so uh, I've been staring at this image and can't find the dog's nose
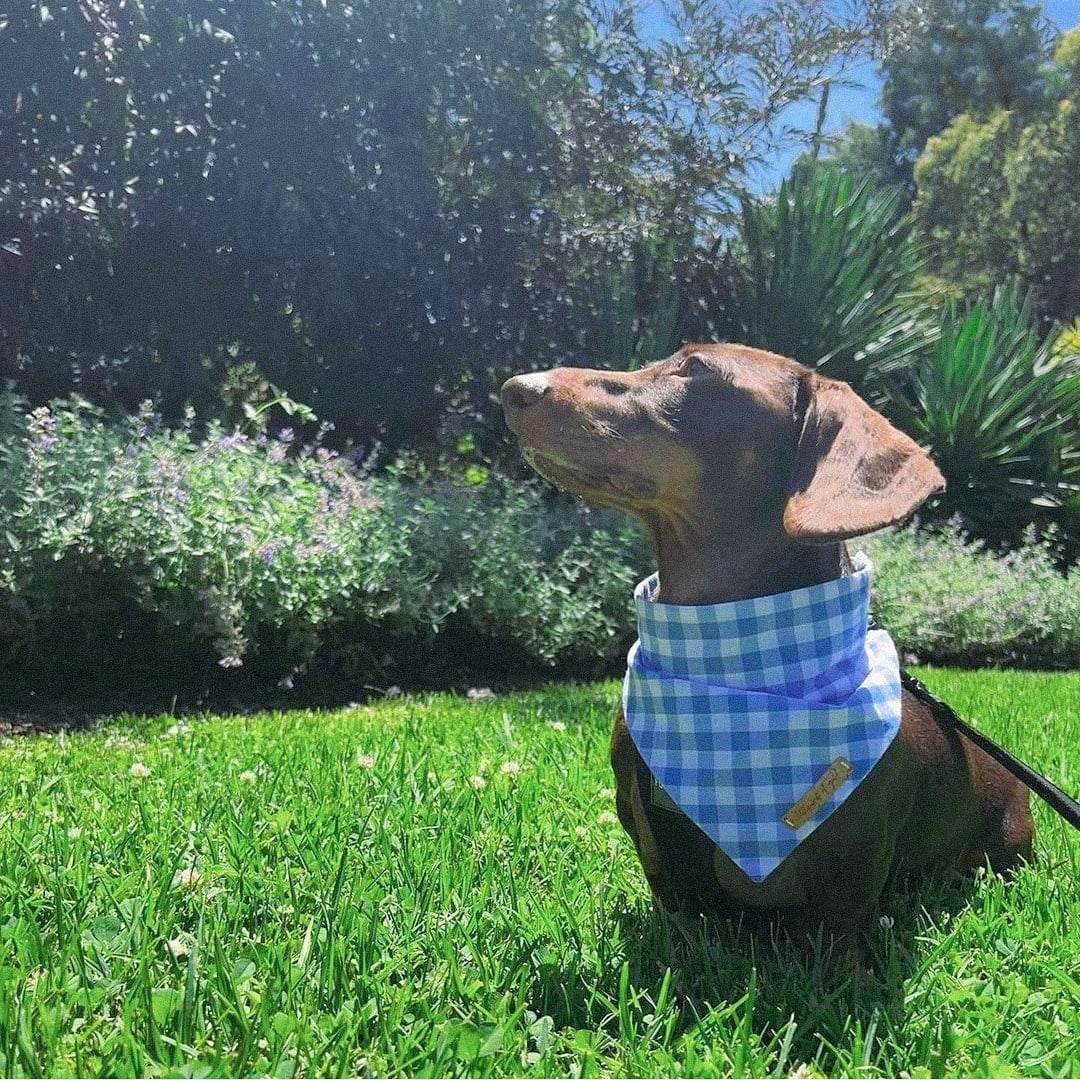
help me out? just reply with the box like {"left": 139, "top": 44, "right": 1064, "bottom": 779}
{"left": 501, "top": 374, "right": 550, "bottom": 431}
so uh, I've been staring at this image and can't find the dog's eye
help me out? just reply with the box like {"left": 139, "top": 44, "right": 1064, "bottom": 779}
{"left": 674, "top": 355, "right": 711, "bottom": 378}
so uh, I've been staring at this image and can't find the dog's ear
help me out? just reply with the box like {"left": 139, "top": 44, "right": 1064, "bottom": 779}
{"left": 783, "top": 371, "right": 944, "bottom": 543}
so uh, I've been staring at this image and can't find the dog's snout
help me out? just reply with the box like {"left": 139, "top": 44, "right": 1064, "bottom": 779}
{"left": 501, "top": 374, "right": 550, "bottom": 431}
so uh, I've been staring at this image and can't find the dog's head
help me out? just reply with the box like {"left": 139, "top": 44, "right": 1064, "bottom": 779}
{"left": 501, "top": 343, "right": 943, "bottom": 545}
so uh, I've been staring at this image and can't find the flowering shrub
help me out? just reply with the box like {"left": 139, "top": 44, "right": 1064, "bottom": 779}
{"left": 0, "top": 395, "right": 645, "bottom": 694}
{"left": 866, "top": 525, "right": 1080, "bottom": 668}
{"left": 0, "top": 394, "right": 1076, "bottom": 699}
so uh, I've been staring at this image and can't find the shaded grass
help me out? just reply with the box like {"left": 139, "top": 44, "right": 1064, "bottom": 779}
{"left": 0, "top": 669, "right": 1077, "bottom": 1077}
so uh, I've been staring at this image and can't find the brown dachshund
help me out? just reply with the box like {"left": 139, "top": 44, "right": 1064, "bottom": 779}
{"left": 502, "top": 343, "right": 1033, "bottom": 936}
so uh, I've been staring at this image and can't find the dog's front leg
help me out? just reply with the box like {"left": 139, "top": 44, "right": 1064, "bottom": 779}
{"left": 610, "top": 709, "right": 683, "bottom": 909}
{"left": 785, "top": 820, "right": 900, "bottom": 941}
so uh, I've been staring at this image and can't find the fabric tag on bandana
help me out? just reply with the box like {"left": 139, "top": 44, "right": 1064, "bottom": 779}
{"left": 623, "top": 553, "right": 901, "bottom": 883}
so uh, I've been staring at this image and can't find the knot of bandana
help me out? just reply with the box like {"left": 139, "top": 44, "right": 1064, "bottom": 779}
{"left": 622, "top": 553, "right": 902, "bottom": 883}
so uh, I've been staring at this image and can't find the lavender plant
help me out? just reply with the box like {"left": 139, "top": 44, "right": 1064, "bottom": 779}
{"left": 1, "top": 394, "right": 1077, "bottom": 699}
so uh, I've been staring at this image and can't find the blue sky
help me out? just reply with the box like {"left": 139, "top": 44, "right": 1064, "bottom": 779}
{"left": 638, "top": 0, "right": 1080, "bottom": 188}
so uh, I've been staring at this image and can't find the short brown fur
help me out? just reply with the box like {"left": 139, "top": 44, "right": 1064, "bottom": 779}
{"left": 502, "top": 344, "right": 1033, "bottom": 935}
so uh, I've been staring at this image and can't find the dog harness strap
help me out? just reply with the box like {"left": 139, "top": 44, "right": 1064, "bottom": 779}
{"left": 623, "top": 553, "right": 902, "bottom": 883}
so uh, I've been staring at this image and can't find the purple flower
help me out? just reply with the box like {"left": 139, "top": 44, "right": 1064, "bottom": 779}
{"left": 277, "top": 427, "right": 295, "bottom": 444}
{"left": 215, "top": 433, "right": 247, "bottom": 452}
{"left": 37, "top": 435, "right": 57, "bottom": 454}
{"left": 257, "top": 539, "right": 285, "bottom": 565}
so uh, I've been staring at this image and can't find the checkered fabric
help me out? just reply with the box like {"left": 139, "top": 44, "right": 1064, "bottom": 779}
{"left": 622, "top": 553, "right": 901, "bottom": 883}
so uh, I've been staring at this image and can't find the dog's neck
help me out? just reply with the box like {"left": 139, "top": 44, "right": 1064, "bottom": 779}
{"left": 646, "top": 517, "right": 847, "bottom": 606}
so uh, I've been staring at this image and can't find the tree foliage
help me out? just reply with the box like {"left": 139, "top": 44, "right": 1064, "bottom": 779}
{"left": 881, "top": 0, "right": 1051, "bottom": 158}
{"left": 825, "top": 0, "right": 1053, "bottom": 193}
{"left": 2, "top": 0, "right": 611, "bottom": 441}
{"left": 0, "top": 0, "right": 893, "bottom": 446}
{"left": 913, "top": 28, "right": 1080, "bottom": 324}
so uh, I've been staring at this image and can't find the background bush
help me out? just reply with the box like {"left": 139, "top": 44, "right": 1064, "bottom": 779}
{"left": 3, "top": 0, "right": 1079, "bottom": 556}
{"left": 726, "top": 164, "right": 927, "bottom": 393}
{"left": 0, "top": 0, "right": 889, "bottom": 448}
{"left": 1, "top": 395, "right": 1077, "bottom": 702}
{"left": 2, "top": 0, "right": 1080, "bottom": 703}
{"left": 0, "top": 394, "right": 644, "bottom": 696}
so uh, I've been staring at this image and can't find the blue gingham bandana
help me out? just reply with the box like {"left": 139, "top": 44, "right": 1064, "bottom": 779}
{"left": 622, "top": 553, "right": 901, "bottom": 883}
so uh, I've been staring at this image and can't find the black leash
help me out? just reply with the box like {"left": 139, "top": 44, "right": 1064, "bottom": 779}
{"left": 901, "top": 670, "right": 1080, "bottom": 832}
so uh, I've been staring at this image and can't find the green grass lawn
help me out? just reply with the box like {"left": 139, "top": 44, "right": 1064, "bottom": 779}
{"left": 1, "top": 669, "right": 1078, "bottom": 1078}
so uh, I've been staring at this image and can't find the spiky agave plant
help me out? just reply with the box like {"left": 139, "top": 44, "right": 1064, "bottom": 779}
{"left": 887, "top": 283, "right": 1080, "bottom": 546}
{"left": 733, "top": 164, "right": 930, "bottom": 392}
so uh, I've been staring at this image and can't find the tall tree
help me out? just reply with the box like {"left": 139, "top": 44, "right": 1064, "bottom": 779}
{"left": 826, "top": 0, "right": 1053, "bottom": 193}
{"left": 914, "top": 27, "right": 1080, "bottom": 323}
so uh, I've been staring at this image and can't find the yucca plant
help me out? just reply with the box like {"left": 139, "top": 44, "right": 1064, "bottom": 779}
{"left": 887, "top": 283, "right": 1080, "bottom": 547}
{"left": 732, "top": 164, "right": 931, "bottom": 392}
